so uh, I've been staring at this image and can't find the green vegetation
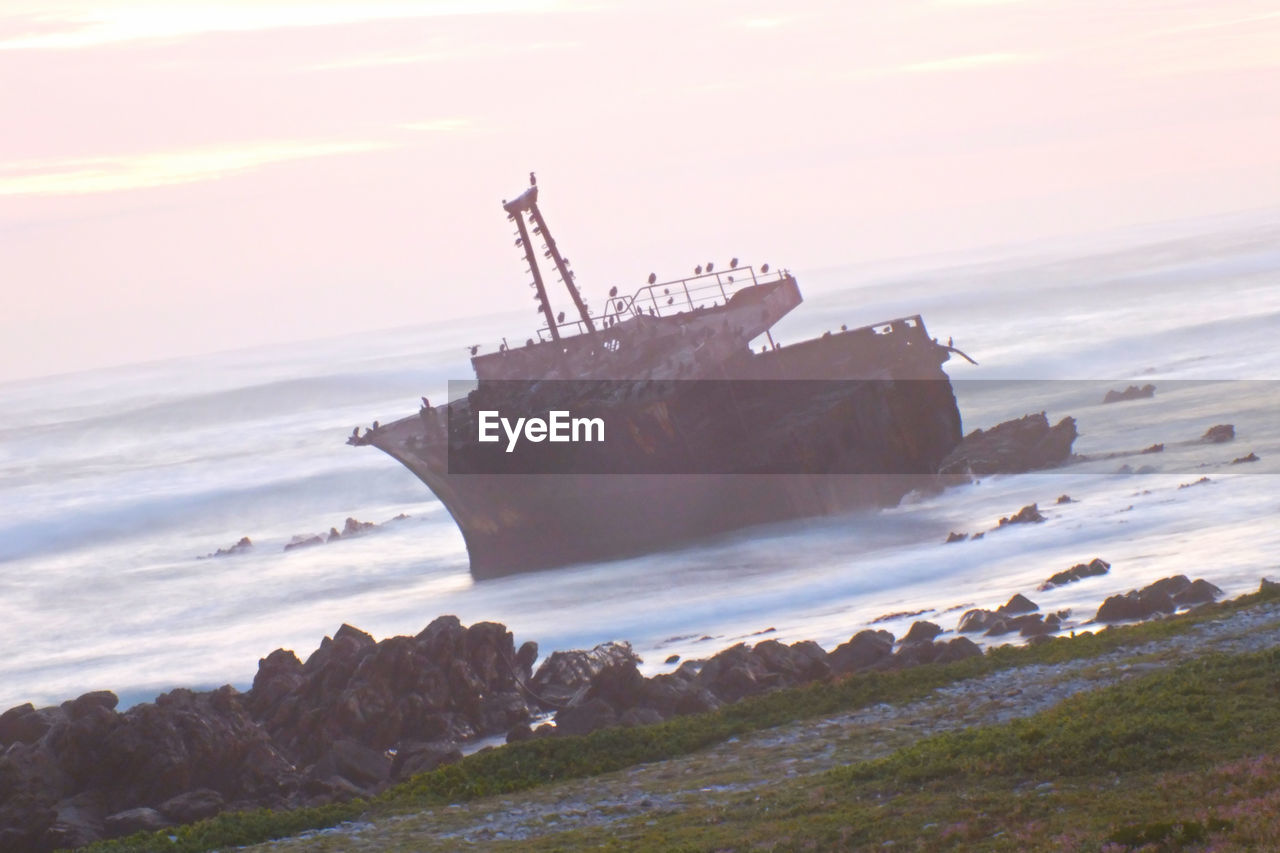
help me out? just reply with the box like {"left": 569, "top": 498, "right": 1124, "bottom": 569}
{"left": 80, "top": 582, "right": 1280, "bottom": 853}
{"left": 502, "top": 648, "right": 1280, "bottom": 851}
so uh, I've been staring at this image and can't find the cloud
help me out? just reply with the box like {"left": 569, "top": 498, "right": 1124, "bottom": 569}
{"left": 0, "top": 0, "right": 561, "bottom": 52}
{"left": 0, "top": 139, "right": 390, "bottom": 197}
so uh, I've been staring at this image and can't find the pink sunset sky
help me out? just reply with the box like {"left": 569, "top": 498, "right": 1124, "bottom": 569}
{"left": 1, "top": 0, "right": 1277, "bottom": 382}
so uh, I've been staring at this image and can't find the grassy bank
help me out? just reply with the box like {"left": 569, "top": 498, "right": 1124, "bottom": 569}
{"left": 508, "top": 647, "right": 1280, "bottom": 851}
{"left": 82, "top": 582, "right": 1280, "bottom": 853}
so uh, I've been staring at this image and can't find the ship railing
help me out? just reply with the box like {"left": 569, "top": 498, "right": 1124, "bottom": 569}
{"left": 535, "top": 265, "right": 786, "bottom": 341}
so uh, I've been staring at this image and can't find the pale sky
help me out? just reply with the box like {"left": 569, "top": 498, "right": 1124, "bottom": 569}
{"left": 2, "top": 0, "right": 1278, "bottom": 381}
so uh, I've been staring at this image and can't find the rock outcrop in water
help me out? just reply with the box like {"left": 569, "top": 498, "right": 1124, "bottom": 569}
{"left": 1102, "top": 384, "right": 1155, "bottom": 404}
{"left": 937, "top": 412, "right": 1077, "bottom": 478}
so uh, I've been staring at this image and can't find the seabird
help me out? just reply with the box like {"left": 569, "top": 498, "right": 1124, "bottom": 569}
{"left": 694, "top": 265, "right": 702, "bottom": 275}
{"left": 529, "top": 171, "right": 536, "bottom": 186}
{"left": 730, "top": 257, "right": 738, "bottom": 268}
{"left": 469, "top": 345, "right": 480, "bottom": 355}
{"left": 557, "top": 311, "right": 566, "bottom": 323}
{"left": 609, "top": 286, "right": 618, "bottom": 297}
{"left": 647, "top": 273, "right": 657, "bottom": 284}
{"left": 706, "top": 262, "right": 714, "bottom": 273}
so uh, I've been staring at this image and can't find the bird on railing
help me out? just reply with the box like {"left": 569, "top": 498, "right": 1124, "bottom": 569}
{"left": 609, "top": 286, "right": 618, "bottom": 297}
{"left": 730, "top": 257, "right": 738, "bottom": 268}
{"left": 694, "top": 265, "right": 702, "bottom": 275}
{"left": 706, "top": 262, "right": 714, "bottom": 273}
{"left": 529, "top": 171, "right": 537, "bottom": 186}
{"left": 469, "top": 345, "right": 480, "bottom": 355}
{"left": 648, "top": 273, "right": 657, "bottom": 284}
{"left": 557, "top": 311, "right": 566, "bottom": 323}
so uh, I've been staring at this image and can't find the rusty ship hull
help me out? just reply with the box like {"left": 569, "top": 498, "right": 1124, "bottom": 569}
{"left": 367, "top": 312, "right": 962, "bottom": 578}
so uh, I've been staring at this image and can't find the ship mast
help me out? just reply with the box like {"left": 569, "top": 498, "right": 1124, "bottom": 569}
{"left": 503, "top": 174, "right": 595, "bottom": 340}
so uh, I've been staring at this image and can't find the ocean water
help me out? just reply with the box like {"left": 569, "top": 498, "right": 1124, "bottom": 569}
{"left": 2, "top": 216, "right": 1278, "bottom": 712}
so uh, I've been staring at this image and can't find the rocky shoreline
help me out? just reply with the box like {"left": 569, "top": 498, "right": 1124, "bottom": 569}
{"left": 0, "top": 565, "right": 1234, "bottom": 852}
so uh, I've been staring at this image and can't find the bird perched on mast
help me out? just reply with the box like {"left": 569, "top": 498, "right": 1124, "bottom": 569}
{"left": 529, "top": 171, "right": 537, "bottom": 186}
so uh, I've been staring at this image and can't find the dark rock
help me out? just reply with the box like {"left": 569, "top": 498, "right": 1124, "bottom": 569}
{"left": 664, "top": 654, "right": 680, "bottom": 665}
{"left": 1145, "top": 575, "right": 1192, "bottom": 599}
{"left": 902, "top": 621, "right": 943, "bottom": 643}
{"left": 505, "top": 724, "right": 534, "bottom": 744}
{"left": 935, "top": 637, "right": 982, "bottom": 663}
{"left": 871, "top": 608, "right": 930, "bottom": 624}
{"left": 515, "top": 641, "right": 539, "bottom": 680}
{"left": 554, "top": 697, "right": 618, "bottom": 737}
{"left": 984, "top": 618, "right": 1015, "bottom": 637}
{"left": 1102, "top": 384, "right": 1155, "bottom": 404}
{"left": 103, "top": 807, "right": 170, "bottom": 839}
{"left": 998, "top": 594, "right": 1039, "bottom": 615}
{"left": 938, "top": 413, "right": 1078, "bottom": 477}
{"left": 389, "top": 741, "right": 461, "bottom": 781}
{"left": 1231, "top": 452, "right": 1259, "bottom": 464}
{"left": 1017, "top": 613, "right": 1061, "bottom": 638}
{"left": 0, "top": 703, "right": 53, "bottom": 746}
{"left": 311, "top": 738, "right": 390, "bottom": 788}
{"left": 202, "top": 536, "right": 253, "bottom": 558}
{"left": 1179, "top": 476, "right": 1211, "bottom": 489}
{"left": 327, "top": 527, "right": 341, "bottom": 542}
{"left": 619, "top": 707, "right": 665, "bottom": 727}
{"left": 890, "top": 641, "right": 939, "bottom": 668}
{"left": 1173, "top": 579, "right": 1222, "bottom": 606}
{"left": 342, "top": 517, "right": 376, "bottom": 537}
{"left": 1095, "top": 581, "right": 1178, "bottom": 623}
{"left": 1056, "top": 494, "right": 1073, "bottom": 504}
{"left": 1261, "top": 578, "right": 1280, "bottom": 595}
{"left": 945, "top": 531, "right": 967, "bottom": 543}
{"left": 1039, "top": 558, "right": 1110, "bottom": 590}
{"left": 957, "top": 608, "right": 998, "bottom": 633}
{"left": 158, "top": 788, "right": 224, "bottom": 824}
{"left": 530, "top": 641, "right": 639, "bottom": 708}
{"left": 283, "top": 534, "right": 324, "bottom": 551}
{"left": 828, "top": 630, "right": 894, "bottom": 674}
{"left": 65, "top": 691, "right": 118, "bottom": 720}
{"left": 1142, "top": 443, "right": 1164, "bottom": 454}
{"left": 40, "top": 792, "right": 105, "bottom": 852}
{"left": 997, "top": 504, "right": 1045, "bottom": 527}
{"left": 584, "top": 661, "right": 647, "bottom": 711}
{"left": 788, "top": 640, "right": 833, "bottom": 681}
{"left": 1200, "top": 424, "right": 1234, "bottom": 443}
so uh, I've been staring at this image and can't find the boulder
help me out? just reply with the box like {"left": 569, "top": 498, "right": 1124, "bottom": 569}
{"left": 957, "top": 609, "right": 999, "bottom": 633}
{"left": 997, "top": 504, "right": 1045, "bottom": 527}
{"left": 828, "top": 630, "right": 894, "bottom": 674}
{"left": 1200, "top": 424, "right": 1234, "bottom": 443}
{"left": 158, "top": 788, "right": 224, "bottom": 824}
{"left": 1231, "top": 452, "right": 1259, "bottom": 464}
{"left": 1039, "top": 558, "right": 1110, "bottom": 590}
{"left": 1173, "top": 579, "right": 1223, "bottom": 606}
{"left": 530, "top": 642, "right": 639, "bottom": 708}
{"left": 103, "top": 807, "right": 170, "bottom": 839}
{"left": 945, "top": 531, "right": 967, "bottom": 543}
{"left": 554, "top": 698, "right": 618, "bottom": 737}
{"left": 997, "top": 594, "right": 1039, "bottom": 615}
{"left": 389, "top": 741, "right": 461, "bottom": 781}
{"left": 901, "top": 621, "right": 943, "bottom": 644}
{"left": 938, "top": 413, "right": 1077, "bottom": 477}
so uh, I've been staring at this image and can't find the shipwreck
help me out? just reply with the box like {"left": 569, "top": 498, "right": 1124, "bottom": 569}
{"left": 352, "top": 176, "right": 972, "bottom": 577}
